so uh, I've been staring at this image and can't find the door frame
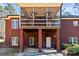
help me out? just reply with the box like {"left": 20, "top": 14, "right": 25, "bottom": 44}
{"left": 46, "top": 37, "right": 51, "bottom": 48}
{"left": 29, "top": 37, "right": 35, "bottom": 47}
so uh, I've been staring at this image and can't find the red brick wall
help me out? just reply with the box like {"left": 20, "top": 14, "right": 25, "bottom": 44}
{"left": 42, "top": 29, "right": 56, "bottom": 48}
{"left": 5, "top": 16, "right": 58, "bottom": 49}
{"left": 23, "top": 29, "right": 38, "bottom": 48}
{"left": 5, "top": 19, "right": 11, "bottom": 47}
{"left": 23, "top": 29, "right": 56, "bottom": 48}
{"left": 5, "top": 18, "right": 20, "bottom": 47}
{"left": 61, "top": 20, "right": 79, "bottom": 44}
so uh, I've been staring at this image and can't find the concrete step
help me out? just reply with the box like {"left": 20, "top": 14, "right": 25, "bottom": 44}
{"left": 24, "top": 48, "right": 57, "bottom": 53}
{"left": 16, "top": 48, "right": 64, "bottom": 56}
{"left": 42, "top": 49, "right": 57, "bottom": 53}
{"left": 24, "top": 48, "right": 39, "bottom": 53}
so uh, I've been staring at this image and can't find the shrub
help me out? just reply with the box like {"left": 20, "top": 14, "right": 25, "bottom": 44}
{"left": 67, "top": 44, "right": 79, "bottom": 55}
{"left": 0, "top": 37, "right": 3, "bottom": 39}
{"left": 61, "top": 43, "right": 73, "bottom": 49}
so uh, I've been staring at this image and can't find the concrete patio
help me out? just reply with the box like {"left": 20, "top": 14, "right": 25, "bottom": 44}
{"left": 16, "top": 48, "right": 64, "bottom": 56}
{"left": 0, "top": 47, "right": 19, "bottom": 56}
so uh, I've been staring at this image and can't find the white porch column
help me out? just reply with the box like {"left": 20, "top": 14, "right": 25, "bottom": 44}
{"left": 32, "top": 8, "right": 35, "bottom": 26}
{"left": 46, "top": 7, "right": 48, "bottom": 26}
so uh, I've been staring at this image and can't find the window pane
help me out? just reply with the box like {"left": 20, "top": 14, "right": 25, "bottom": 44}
{"left": 74, "top": 37, "right": 78, "bottom": 44}
{"left": 69, "top": 37, "right": 78, "bottom": 44}
{"left": 12, "top": 20, "right": 18, "bottom": 29}
{"left": 68, "top": 37, "right": 72, "bottom": 44}
{"left": 12, "top": 37, "right": 18, "bottom": 46}
{"left": 73, "top": 21, "right": 78, "bottom": 26}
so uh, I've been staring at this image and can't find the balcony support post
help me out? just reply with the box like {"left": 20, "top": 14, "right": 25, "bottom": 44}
{"left": 56, "top": 29, "right": 60, "bottom": 52}
{"left": 32, "top": 8, "right": 34, "bottom": 26}
{"left": 46, "top": 8, "right": 48, "bottom": 26}
{"left": 38, "top": 29, "right": 42, "bottom": 52}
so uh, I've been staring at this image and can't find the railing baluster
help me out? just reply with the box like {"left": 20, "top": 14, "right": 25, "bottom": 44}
{"left": 21, "top": 19, "right": 60, "bottom": 28}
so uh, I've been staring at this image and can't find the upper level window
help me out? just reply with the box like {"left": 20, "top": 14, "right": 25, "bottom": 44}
{"left": 73, "top": 21, "right": 78, "bottom": 27}
{"left": 68, "top": 37, "right": 78, "bottom": 44}
{"left": 12, "top": 20, "right": 19, "bottom": 29}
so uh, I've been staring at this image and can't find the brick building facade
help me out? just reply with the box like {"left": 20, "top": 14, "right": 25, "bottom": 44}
{"left": 6, "top": 3, "right": 79, "bottom": 52}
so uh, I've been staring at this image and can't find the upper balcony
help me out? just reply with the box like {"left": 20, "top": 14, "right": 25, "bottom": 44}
{"left": 18, "top": 3, "right": 61, "bottom": 29}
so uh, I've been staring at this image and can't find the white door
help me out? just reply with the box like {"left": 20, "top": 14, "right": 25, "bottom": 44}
{"left": 46, "top": 37, "right": 51, "bottom": 48}
{"left": 29, "top": 37, "right": 34, "bottom": 47}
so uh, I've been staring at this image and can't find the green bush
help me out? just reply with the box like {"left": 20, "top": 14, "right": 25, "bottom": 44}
{"left": 61, "top": 43, "right": 73, "bottom": 49}
{"left": 67, "top": 44, "right": 79, "bottom": 55}
{"left": 0, "top": 37, "right": 3, "bottom": 39}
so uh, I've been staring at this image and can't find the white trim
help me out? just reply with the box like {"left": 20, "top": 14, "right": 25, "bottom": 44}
{"left": 29, "top": 37, "right": 34, "bottom": 46}
{"left": 46, "top": 37, "right": 51, "bottom": 48}
{"left": 72, "top": 37, "right": 74, "bottom": 44}
{"left": 73, "top": 21, "right": 78, "bottom": 27}
{"left": 75, "top": 37, "right": 78, "bottom": 44}
{"left": 12, "top": 37, "right": 18, "bottom": 46}
{"left": 69, "top": 37, "right": 78, "bottom": 44}
{"left": 62, "top": 18, "right": 79, "bottom": 19}
{"left": 11, "top": 19, "right": 19, "bottom": 29}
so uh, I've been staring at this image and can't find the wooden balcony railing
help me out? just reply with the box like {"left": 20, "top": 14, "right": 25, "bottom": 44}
{"left": 20, "top": 19, "right": 60, "bottom": 29}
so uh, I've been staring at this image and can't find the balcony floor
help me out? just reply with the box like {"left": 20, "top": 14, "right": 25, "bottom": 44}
{"left": 21, "top": 26, "right": 60, "bottom": 29}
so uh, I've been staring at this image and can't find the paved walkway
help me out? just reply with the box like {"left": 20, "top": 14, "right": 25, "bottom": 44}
{"left": 0, "top": 42, "right": 19, "bottom": 56}
{"left": 16, "top": 48, "right": 64, "bottom": 56}
{"left": 0, "top": 48, "right": 19, "bottom": 56}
